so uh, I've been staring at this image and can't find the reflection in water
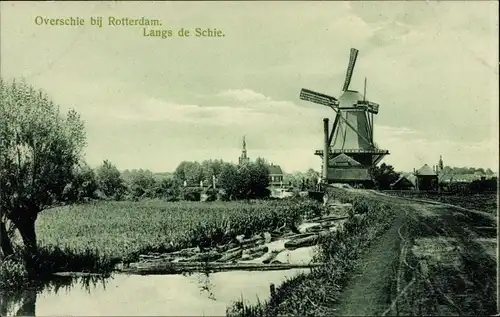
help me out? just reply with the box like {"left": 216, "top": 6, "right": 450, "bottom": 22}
{"left": 0, "top": 288, "right": 36, "bottom": 316}
{"left": 1, "top": 269, "right": 307, "bottom": 316}
{"left": 0, "top": 274, "right": 110, "bottom": 317}
{"left": 182, "top": 267, "right": 217, "bottom": 301}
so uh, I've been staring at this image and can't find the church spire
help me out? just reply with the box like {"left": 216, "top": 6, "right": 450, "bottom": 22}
{"left": 239, "top": 135, "right": 250, "bottom": 165}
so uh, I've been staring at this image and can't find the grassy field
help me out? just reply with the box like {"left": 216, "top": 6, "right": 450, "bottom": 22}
{"left": 30, "top": 198, "right": 320, "bottom": 274}
{"left": 392, "top": 203, "right": 496, "bottom": 316}
{"left": 385, "top": 191, "right": 497, "bottom": 214}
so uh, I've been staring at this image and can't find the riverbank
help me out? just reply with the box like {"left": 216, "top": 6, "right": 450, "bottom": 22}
{"left": 226, "top": 188, "right": 397, "bottom": 316}
{"left": 0, "top": 198, "right": 322, "bottom": 289}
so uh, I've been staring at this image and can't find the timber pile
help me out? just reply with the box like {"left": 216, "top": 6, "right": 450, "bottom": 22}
{"left": 115, "top": 201, "right": 351, "bottom": 275}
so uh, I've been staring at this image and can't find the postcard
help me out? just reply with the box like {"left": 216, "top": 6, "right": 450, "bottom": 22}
{"left": 0, "top": 1, "right": 498, "bottom": 316}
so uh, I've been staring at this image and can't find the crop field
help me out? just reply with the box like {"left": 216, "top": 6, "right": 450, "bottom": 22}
{"left": 385, "top": 191, "right": 497, "bottom": 214}
{"left": 34, "top": 199, "right": 319, "bottom": 272}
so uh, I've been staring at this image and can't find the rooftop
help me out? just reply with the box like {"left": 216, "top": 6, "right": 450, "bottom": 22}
{"left": 415, "top": 164, "right": 437, "bottom": 176}
{"left": 268, "top": 164, "right": 283, "bottom": 175}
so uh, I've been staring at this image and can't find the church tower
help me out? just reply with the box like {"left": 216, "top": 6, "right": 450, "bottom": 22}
{"left": 238, "top": 136, "right": 250, "bottom": 165}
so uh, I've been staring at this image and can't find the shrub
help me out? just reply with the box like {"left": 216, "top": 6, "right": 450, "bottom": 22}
{"left": 181, "top": 187, "right": 203, "bottom": 201}
{"left": 202, "top": 188, "right": 218, "bottom": 202}
{"left": 0, "top": 257, "right": 29, "bottom": 289}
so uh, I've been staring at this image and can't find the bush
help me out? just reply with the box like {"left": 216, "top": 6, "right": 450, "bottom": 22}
{"left": 0, "top": 257, "right": 29, "bottom": 289}
{"left": 202, "top": 188, "right": 218, "bottom": 202}
{"left": 180, "top": 187, "right": 203, "bottom": 201}
{"left": 352, "top": 197, "right": 370, "bottom": 214}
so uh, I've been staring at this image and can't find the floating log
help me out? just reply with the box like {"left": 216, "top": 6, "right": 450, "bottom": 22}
{"left": 139, "top": 254, "right": 176, "bottom": 262}
{"left": 53, "top": 272, "right": 107, "bottom": 277}
{"left": 285, "top": 232, "right": 317, "bottom": 240}
{"left": 217, "top": 249, "right": 243, "bottom": 262}
{"left": 169, "top": 247, "right": 201, "bottom": 257}
{"left": 262, "top": 250, "right": 284, "bottom": 264}
{"left": 304, "top": 225, "right": 323, "bottom": 233}
{"left": 242, "top": 245, "right": 268, "bottom": 255}
{"left": 240, "top": 236, "right": 264, "bottom": 246}
{"left": 285, "top": 235, "right": 319, "bottom": 250}
{"left": 186, "top": 251, "right": 222, "bottom": 262}
{"left": 117, "top": 261, "right": 324, "bottom": 275}
{"left": 310, "top": 215, "right": 349, "bottom": 222}
{"left": 216, "top": 242, "right": 239, "bottom": 252}
{"left": 241, "top": 250, "right": 268, "bottom": 261}
{"left": 270, "top": 231, "right": 282, "bottom": 238}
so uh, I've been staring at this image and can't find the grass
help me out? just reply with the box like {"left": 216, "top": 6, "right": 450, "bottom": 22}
{"left": 226, "top": 188, "right": 397, "bottom": 316}
{"left": 393, "top": 205, "right": 497, "bottom": 316}
{"left": 386, "top": 191, "right": 498, "bottom": 214}
{"left": 1, "top": 198, "right": 321, "bottom": 289}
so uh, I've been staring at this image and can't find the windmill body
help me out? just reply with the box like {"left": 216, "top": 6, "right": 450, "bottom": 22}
{"left": 299, "top": 48, "right": 389, "bottom": 187}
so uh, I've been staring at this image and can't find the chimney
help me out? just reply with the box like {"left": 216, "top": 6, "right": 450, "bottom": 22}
{"left": 323, "top": 118, "right": 329, "bottom": 183}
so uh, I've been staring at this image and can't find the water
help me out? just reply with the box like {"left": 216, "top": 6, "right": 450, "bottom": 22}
{"left": 1, "top": 269, "right": 309, "bottom": 316}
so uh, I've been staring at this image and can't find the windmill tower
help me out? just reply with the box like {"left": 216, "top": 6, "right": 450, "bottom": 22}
{"left": 299, "top": 48, "right": 389, "bottom": 187}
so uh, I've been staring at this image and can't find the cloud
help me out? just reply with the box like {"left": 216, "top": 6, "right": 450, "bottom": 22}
{"left": 217, "top": 89, "right": 269, "bottom": 103}
{"left": 1, "top": 1, "right": 497, "bottom": 173}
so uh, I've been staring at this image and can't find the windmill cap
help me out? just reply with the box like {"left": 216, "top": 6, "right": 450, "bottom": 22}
{"left": 339, "top": 90, "right": 364, "bottom": 106}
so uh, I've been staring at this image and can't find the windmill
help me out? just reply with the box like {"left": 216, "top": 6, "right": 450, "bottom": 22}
{"left": 299, "top": 48, "right": 389, "bottom": 187}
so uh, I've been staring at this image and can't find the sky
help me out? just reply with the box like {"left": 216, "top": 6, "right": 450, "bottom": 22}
{"left": 1, "top": 1, "right": 498, "bottom": 173}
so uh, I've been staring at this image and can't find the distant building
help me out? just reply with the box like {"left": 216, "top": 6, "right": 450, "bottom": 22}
{"left": 414, "top": 164, "right": 438, "bottom": 191}
{"left": 390, "top": 173, "right": 416, "bottom": 190}
{"left": 238, "top": 136, "right": 250, "bottom": 165}
{"left": 268, "top": 163, "right": 284, "bottom": 187}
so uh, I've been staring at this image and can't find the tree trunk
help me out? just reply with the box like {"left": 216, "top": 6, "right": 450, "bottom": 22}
{"left": 0, "top": 220, "right": 14, "bottom": 258}
{"left": 10, "top": 210, "right": 38, "bottom": 272}
{"left": 13, "top": 214, "right": 38, "bottom": 272}
{"left": 16, "top": 217, "right": 37, "bottom": 255}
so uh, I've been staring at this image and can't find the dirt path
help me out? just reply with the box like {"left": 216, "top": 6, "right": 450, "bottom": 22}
{"left": 333, "top": 206, "right": 406, "bottom": 315}
{"left": 331, "top": 191, "right": 497, "bottom": 316}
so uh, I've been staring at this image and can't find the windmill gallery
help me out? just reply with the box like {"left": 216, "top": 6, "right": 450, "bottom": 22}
{"left": 300, "top": 48, "right": 390, "bottom": 188}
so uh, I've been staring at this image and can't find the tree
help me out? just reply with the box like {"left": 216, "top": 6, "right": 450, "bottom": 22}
{"left": 217, "top": 161, "right": 270, "bottom": 200}
{"left": 62, "top": 162, "right": 99, "bottom": 203}
{"left": 201, "top": 159, "right": 224, "bottom": 183}
{"left": 174, "top": 161, "right": 203, "bottom": 185}
{"left": 128, "top": 169, "right": 156, "bottom": 199}
{"left": 95, "top": 160, "right": 125, "bottom": 199}
{"left": 306, "top": 168, "right": 320, "bottom": 188}
{"left": 155, "top": 177, "right": 180, "bottom": 201}
{"left": 369, "top": 163, "right": 400, "bottom": 190}
{"left": 0, "top": 79, "right": 86, "bottom": 257}
{"left": 250, "top": 158, "right": 271, "bottom": 198}
{"left": 218, "top": 163, "right": 240, "bottom": 199}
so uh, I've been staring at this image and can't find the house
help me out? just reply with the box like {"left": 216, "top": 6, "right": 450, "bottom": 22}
{"left": 390, "top": 173, "right": 416, "bottom": 190}
{"left": 414, "top": 164, "right": 438, "bottom": 191}
{"left": 268, "top": 163, "right": 284, "bottom": 187}
{"left": 326, "top": 153, "right": 373, "bottom": 188}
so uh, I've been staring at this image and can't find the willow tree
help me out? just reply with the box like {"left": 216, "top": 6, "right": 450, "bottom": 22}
{"left": 0, "top": 78, "right": 86, "bottom": 257}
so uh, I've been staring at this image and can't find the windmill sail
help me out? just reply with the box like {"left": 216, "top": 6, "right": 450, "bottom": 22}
{"left": 300, "top": 88, "right": 338, "bottom": 107}
{"left": 342, "top": 48, "right": 359, "bottom": 92}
